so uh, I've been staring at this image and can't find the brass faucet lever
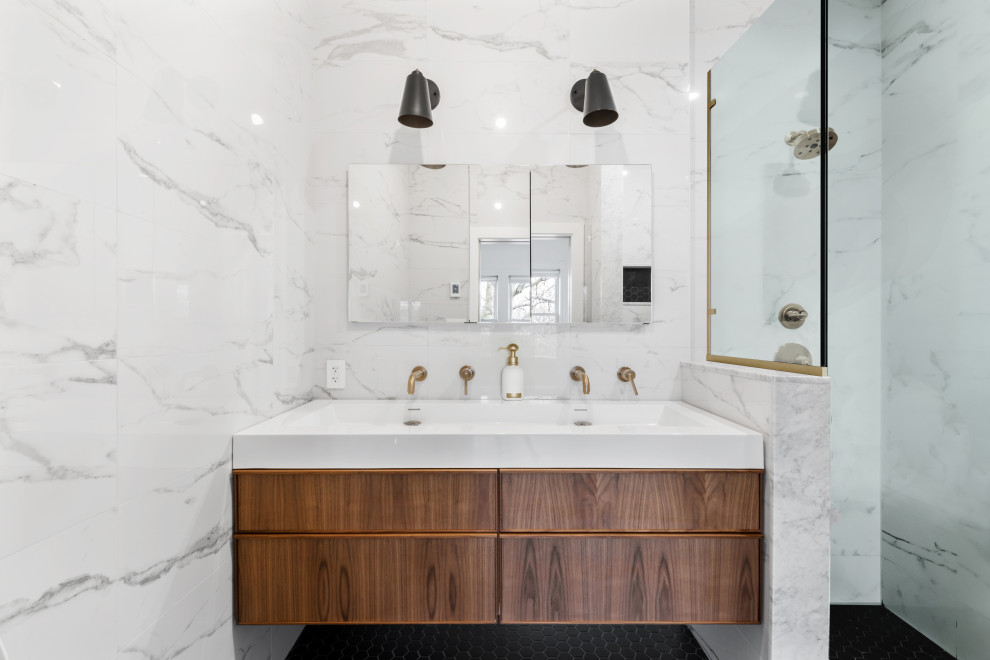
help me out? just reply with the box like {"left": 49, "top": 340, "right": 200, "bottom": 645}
{"left": 617, "top": 366, "right": 638, "bottom": 395}
{"left": 459, "top": 365, "right": 475, "bottom": 395}
{"left": 407, "top": 366, "right": 427, "bottom": 394}
{"left": 570, "top": 366, "right": 590, "bottom": 395}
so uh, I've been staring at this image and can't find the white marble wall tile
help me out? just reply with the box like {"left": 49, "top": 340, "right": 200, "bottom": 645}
{"left": 881, "top": 0, "right": 990, "bottom": 653}
{"left": 419, "top": 60, "right": 572, "bottom": 135}
{"left": 0, "top": 0, "right": 117, "bottom": 208}
{"left": 831, "top": 555, "right": 881, "bottom": 604}
{"left": 116, "top": 350, "right": 271, "bottom": 503}
{"left": 313, "top": 0, "right": 426, "bottom": 61}
{"left": 116, "top": 460, "right": 233, "bottom": 646}
{"left": 427, "top": 0, "right": 568, "bottom": 63}
{"left": 826, "top": 0, "right": 882, "bottom": 604}
{"left": 117, "top": 213, "right": 274, "bottom": 359}
{"left": 569, "top": 331, "right": 686, "bottom": 401}
{"left": 569, "top": 0, "right": 689, "bottom": 64}
{"left": 0, "top": 512, "right": 117, "bottom": 660}
{"left": 118, "top": 562, "right": 235, "bottom": 660}
{"left": 0, "top": 360, "right": 116, "bottom": 560}
{"left": 0, "top": 176, "right": 117, "bottom": 365}
{"left": 29, "top": 0, "right": 118, "bottom": 59}
{"left": 1, "top": 1, "right": 314, "bottom": 659}
{"left": 115, "top": 69, "right": 277, "bottom": 259}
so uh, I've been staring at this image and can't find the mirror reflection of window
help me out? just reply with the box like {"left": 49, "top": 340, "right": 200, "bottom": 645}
{"left": 509, "top": 277, "right": 532, "bottom": 322}
{"left": 530, "top": 272, "right": 560, "bottom": 323}
{"left": 479, "top": 240, "right": 531, "bottom": 323}
{"left": 531, "top": 236, "right": 570, "bottom": 323}
{"left": 479, "top": 277, "right": 497, "bottom": 322}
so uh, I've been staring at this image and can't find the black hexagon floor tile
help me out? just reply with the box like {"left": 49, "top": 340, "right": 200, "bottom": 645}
{"left": 830, "top": 605, "right": 954, "bottom": 660}
{"left": 285, "top": 606, "right": 955, "bottom": 660}
{"left": 285, "top": 624, "right": 708, "bottom": 660}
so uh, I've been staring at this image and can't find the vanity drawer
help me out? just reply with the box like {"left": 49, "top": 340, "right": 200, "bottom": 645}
{"left": 500, "top": 534, "right": 760, "bottom": 624}
{"left": 500, "top": 470, "right": 761, "bottom": 533}
{"left": 236, "top": 535, "right": 497, "bottom": 624}
{"left": 234, "top": 470, "right": 497, "bottom": 533}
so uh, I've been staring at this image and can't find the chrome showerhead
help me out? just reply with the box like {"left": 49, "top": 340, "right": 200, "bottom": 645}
{"left": 785, "top": 127, "right": 838, "bottom": 160}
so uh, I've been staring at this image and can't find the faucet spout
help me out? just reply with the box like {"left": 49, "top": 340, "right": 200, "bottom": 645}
{"left": 570, "top": 366, "right": 590, "bottom": 395}
{"left": 408, "top": 366, "right": 427, "bottom": 394}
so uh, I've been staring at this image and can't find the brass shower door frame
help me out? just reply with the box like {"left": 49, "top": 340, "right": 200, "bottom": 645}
{"left": 705, "top": 69, "right": 827, "bottom": 377}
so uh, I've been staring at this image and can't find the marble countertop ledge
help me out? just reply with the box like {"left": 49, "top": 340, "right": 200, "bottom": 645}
{"left": 682, "top": 360, "right": 831, "bottom": 384}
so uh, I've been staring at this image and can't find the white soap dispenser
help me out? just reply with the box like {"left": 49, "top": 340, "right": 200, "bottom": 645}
{"left": 499, "top": 343, "right": 524, "bottom": 400}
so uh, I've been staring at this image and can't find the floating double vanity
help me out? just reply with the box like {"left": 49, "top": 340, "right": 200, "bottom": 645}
{"left": 231, "top": 362, "right": 831, "bottom": 660}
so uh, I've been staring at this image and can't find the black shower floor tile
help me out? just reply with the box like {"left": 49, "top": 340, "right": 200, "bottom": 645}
{"left": 829, "top": 605, "right": 954, "bottom": 660}
{"left": 286, "top": 604, "right": 955, "bottom": 660}
{"left": 285, "top": 623, "right": 709, "bottom": 660}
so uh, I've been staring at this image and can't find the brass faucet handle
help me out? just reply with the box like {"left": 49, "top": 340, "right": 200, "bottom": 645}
{"left": 459, "top": 365, "right": 475, "bottom": 395}
{"left": 570, "top": 366, "right": 590, "bottom": 395}
{"left": 617, "top": 367, "right": 638, "bottom": 395}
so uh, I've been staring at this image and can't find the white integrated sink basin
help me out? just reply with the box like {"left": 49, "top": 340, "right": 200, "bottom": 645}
{"left": 233, "top": 400, "right": 763, "bottom": 469}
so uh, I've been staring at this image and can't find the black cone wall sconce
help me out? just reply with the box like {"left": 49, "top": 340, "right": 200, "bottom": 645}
{"left": 570, "top": 69, "right": 619, "bottom": 127}
{"left": 398, "top": 70, "right": 440, "bottom": 128}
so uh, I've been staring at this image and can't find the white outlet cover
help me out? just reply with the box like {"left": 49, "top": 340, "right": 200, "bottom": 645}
{"left": 326, "top": 360, "right": 345, "bottom": 389}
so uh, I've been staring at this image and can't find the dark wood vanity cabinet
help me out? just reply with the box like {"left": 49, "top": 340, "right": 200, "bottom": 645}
{"left": 233, "top": 468, "right": 762, "bottom": 625}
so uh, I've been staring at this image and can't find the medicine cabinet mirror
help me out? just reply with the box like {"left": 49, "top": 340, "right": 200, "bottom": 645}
{"left": 348, "top": 164, "right": 653, "bottom": 325}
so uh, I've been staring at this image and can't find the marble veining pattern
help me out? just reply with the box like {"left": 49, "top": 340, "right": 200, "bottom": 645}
{"left": 881, "top": 0, "right": 990, "bottom": 656}
{"left": 827, "top": 0, "right": 883, "bottom": 605}
{"left": 682, "top": 362, "right": 830, "bottom": 660}
{"left": 0, "top": 0, "right": 317, "bottom": 659}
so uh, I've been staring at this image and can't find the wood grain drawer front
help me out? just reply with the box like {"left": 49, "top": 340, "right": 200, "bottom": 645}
{"left": 500, "top": 470, "right": 761, "bottom": 532}
{"left": 234, "top": 470, "right": 497, "bottom": 533}
{"left": 500, "top": 535, "right": 760, "bottom": 624}
{"left": 236, "top": 535, "right": 497, "bottom": 624}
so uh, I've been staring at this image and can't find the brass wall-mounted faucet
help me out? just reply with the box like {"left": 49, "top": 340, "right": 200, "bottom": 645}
{"left": 617, "top": 366, "right": 638, "bottom": 395}
{"left": 459, "top": 365, "right": 475, "bottom": 395}
{"left": 407, "top": 366, "right": 427, "bottom": 394}
{"left": 570, "top": 366, "right": 590, "bottom": 395}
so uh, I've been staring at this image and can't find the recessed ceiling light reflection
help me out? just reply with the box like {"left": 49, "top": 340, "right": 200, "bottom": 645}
{"left": 51, "top": 80, "right": 62, "bottom": 89}
{"left": 494, "top": 202, "right": 503, "bottom": 210}
{"left": 352, "top": 201, "right": 360, "bottom": 208}
{"left": 495, "top": 117, "right": 507, "bottom": 129}
{"left": 251, "top": 114, "right": 264, "bottom": 126}
{"left": 687, "top": 91, "right": 700, "bottom": 101}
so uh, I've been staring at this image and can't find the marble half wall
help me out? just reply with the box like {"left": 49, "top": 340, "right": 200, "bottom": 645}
{"left": 682, "top": 361, "right": 830, "bottom": 660}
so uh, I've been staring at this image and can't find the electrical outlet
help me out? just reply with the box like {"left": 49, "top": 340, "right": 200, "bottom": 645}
{"left": 326, "top": 360, "right": 345, "bottom": 389}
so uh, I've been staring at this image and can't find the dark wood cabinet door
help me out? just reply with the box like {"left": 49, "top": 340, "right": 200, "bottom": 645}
{"left": 500, "top": 470, "right": 761, "bottom": 532}
{"left": 236, "top": 535, "right": 497, "bottom": 624}
{"left": 234, "top": 469, "right": 497, "bottom": 533}
{"left": 500, "top": 535, "right": 760, "bottom": 624}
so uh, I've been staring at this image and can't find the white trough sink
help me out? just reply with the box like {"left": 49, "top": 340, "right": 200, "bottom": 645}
{"left": 233, "top": 400, "right": 763, "bottom": 470}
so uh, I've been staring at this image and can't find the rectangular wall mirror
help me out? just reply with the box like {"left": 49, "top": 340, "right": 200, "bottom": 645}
{"left": 348, "top": 164, "right": 652, "bottom": 325}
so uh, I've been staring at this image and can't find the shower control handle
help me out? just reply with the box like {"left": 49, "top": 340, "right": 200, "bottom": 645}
{"left": 778, "top": 303, "right": 808, "bottom": 329}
